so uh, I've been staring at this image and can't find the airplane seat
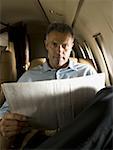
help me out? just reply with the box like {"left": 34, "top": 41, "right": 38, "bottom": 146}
{"left": 29, "top": 58, "right": 46, "bottom": 69}
{"left": 69, "top": 57, "right": 78, "bottom": 64}
{"left": 0, "top": 48, "right": 17, "bottom": 106}
{"left": 29, "top": 57, "right": 78, "bottom": 69}
{"left": 35, "top": 86, "right": 113, "bottom": 150}
{"left": 29, "top": 57, "right": 95, "bottom": 69}
{"left": 78, "top": 58, "right": 95, "bottom": 68}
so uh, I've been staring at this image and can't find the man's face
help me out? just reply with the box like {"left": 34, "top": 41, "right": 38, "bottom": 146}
{"left": 45, "top": 31, "right": 74, "bottom": 69}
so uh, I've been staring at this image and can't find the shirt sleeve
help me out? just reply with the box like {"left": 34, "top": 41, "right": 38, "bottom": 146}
{"left": 18, "top": 70, "right": 35, "bottom": 82}
{"left": 0, "top": 101, "right": 10, "bottom": 118}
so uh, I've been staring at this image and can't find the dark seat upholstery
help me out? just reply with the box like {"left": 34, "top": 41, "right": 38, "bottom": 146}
{"left": 35, "top": 86, "right": 113, "bottom": 150}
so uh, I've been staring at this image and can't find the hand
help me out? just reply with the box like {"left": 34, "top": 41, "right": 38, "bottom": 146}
{"left": 0, "top": 113, "right": 29, "bottom": 137}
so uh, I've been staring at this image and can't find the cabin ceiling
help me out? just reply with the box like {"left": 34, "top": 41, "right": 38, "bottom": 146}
{"left": 39, "top": 0, "right": 79, "bottom": 25}
{"left": 0, "top": 0, "right": 79, "bottom": 29}
{"left": 0, "top": 0, "right": 48, "bottom": 26}
{"left": 0, "top": 0, "right": 113, "bottom": 48}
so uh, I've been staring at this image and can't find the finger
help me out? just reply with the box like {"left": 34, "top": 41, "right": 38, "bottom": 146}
{"left": 1, "top": 119, "right": 28, "bottom": 127}
{"left": 0, "top": 119, "right": 29, "bottom": 136}
{"left": 4, "top": 113, "right": 28, "bottom": 121}
{"left": 1, "top": 124, "right": 26, "bottom": 133}
{"left": 0, "top": 122, "right": 29, "bottom": 137}
{"left": 1, "top": 129, "right": 22, "bottom": 137}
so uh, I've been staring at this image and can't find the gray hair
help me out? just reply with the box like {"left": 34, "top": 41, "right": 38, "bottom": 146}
{"left": 46, "top": 22, "right": 74, "bottom": 39}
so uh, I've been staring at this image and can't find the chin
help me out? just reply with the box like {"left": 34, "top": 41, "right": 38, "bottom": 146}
{"left": 53, "top": 58, "right": 68, "bottom": 68}
{"left": 56, "top": 62, "right": 67, "bottom": 69}
{"left": 57, "top": 61, "right": 65, "bottom": 66}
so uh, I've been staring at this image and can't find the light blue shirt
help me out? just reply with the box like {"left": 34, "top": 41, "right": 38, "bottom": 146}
{"left": 0, "top": 60, "right": 97, "bottom": 118}
{"left": 18, "top": 60, "right": 97, "bottom": 82}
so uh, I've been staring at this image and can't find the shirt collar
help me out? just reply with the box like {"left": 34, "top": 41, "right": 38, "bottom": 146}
{"left": 43, "top": 61, "right": 56, "bottom": 71}
{"left": 68, "top": 59, "right": 77, "bottom": 70}
{"left": 43, "top": 59, "right": 76, "bottom": 71}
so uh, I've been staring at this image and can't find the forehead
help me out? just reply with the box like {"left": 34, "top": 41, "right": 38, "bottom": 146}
{"left": 46, "top": 31, "right": 73, "bottom": 43}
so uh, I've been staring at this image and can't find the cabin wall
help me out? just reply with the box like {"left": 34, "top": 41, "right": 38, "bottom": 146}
{"left": 74, "top": 0, "right": 113, "bottom": 85}
{"left": 27, "top": 22, "right": 48, "bottom": 61}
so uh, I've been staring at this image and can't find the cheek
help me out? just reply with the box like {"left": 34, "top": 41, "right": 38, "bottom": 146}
{"left": 48, "top": 49, "right": 55, "bottom": 58}
{"left": 65, "top": 49, "right": 71, "bottom": 57}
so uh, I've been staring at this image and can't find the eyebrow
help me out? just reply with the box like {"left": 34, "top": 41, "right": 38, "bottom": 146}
{"left": 51, "top": 40, "right": 69, "bottom": 44}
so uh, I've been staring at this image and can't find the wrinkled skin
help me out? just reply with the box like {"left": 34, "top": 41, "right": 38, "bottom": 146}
{"left": 45, "top": 31, "right": 74, "bottom": 69}
{"left": 0, "top": 113, "right": 29, "bottom": 137}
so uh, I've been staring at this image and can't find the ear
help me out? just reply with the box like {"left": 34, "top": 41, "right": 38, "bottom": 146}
{"left": 70, "top": 42, "right": 74, "bottom": 51}
{"left": 44, "top": 40, "right": 49, "bottom": 51}
{"left": 71, "top": 39, "right": 74, "bottom": 47}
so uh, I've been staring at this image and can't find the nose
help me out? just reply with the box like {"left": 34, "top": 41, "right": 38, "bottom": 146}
{"left": 57, "top": 45, "right": 64, "bottom": 54}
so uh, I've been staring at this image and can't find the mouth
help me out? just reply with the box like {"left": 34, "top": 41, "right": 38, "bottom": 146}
{"left": 54, "top": 56, "right": 65, "bottom": 60}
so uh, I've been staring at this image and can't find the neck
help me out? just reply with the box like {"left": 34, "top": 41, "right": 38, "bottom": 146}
{"left": 46, "top": 59, "right": 69, "bottom": 69}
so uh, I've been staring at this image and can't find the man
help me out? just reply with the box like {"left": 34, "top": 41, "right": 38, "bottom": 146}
{"left": 0, "top": 23, "right": 96, "bottom": 149}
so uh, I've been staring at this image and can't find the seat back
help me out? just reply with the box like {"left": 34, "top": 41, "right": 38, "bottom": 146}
{"left": 29, "top": 57, "right": 95, "bottom": 70}
{"left": 29, "top": 58, "right": 46, "bottom": 69}
{"left": 0, "top": 49, "right": 17, "bottom": 105}
{"left": 78, "top": 58, "right": 95, "bottom": 68}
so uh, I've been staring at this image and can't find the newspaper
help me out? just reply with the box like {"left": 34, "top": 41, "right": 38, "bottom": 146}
{"left": 1, "top": 73, "right": 105, "bottom": 129}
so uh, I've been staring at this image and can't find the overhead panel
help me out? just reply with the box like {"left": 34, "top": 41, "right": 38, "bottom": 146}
{"left": 0, "top": 0, "right": 48, "bottom": 25}
{"left": 39, "top": 0, "right": 79, "bottom": 26}
{"left": 74, "top": 0, "right": 113, "bottom": 53}
{"left": 75, "top": 0, "right": 113, "bottom": 35}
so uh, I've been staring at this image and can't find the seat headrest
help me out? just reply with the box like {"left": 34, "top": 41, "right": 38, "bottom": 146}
{"left": 29, "top": 57, "right": 95, "bottom": 69}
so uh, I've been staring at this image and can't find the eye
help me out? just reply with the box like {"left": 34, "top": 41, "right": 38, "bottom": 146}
{"left": 62, "top": 44, "right": 67, "bottom": 49}
{"left": 52, "top": 42, "right": 58, "bottom": 48}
